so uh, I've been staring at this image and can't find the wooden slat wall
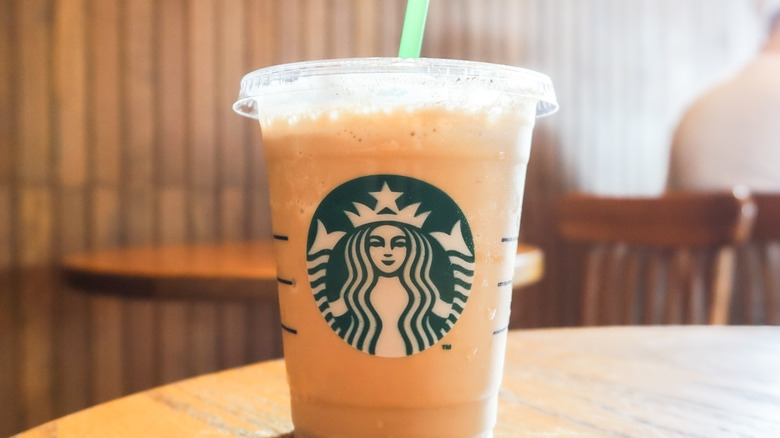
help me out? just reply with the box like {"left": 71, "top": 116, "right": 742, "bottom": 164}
{"left": 0, "top": 0, "right": 763, "bottom": 434}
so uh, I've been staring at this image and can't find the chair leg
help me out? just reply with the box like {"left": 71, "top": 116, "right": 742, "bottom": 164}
{"left": 763, "top": 244, "right": 780, "bottom": 325}
{"left": 582, "top": 245, "right": 605, "bottom": 326}
{"left": 709, "top": 248, "right": 735, "bottom": 325}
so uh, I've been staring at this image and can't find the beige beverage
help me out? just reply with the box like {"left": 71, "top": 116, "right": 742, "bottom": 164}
{"left": 234, "top": 58, "right": 557, "bottom": 438}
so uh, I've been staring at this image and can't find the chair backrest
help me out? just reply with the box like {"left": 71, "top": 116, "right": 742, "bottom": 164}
{"left": 556, "top": 190, "right": 755, "bottom": 326}
{"left": 753, "top": 194, "right": 780, "bottom": 241}
{"left": 735, "top": 193, "right": 780, "bottom": 325}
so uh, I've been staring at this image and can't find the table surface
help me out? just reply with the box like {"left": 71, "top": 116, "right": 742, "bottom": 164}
{"left": 63, "top": 241, "right": 544, "bottom": 299}
{"left": 15, "top": 326, "right": 780, "bottom": 437}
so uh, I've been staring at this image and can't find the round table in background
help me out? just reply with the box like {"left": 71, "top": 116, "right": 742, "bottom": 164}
{"left": 14, "top": 326, "right": 780, "bottom": 437}
{"left": 62, "top": 241, "right": 544, "bottom": 300}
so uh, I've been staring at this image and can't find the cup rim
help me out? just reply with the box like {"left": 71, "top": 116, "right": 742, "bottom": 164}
{"left": 233, "top": 57, "right": 558, "bottom": 120}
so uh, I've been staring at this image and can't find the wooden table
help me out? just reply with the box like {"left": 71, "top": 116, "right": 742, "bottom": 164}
{"left": 63, "top": 241, "right": 278, "bottom": 300}
{"left": 15, "top": 326, "right": 780, "bottom": 437}
{"left": 63, "top": 241, "right": 544, "bottom": 300}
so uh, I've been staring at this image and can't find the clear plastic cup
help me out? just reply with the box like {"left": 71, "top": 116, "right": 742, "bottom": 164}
{"left": 234, "top": 57, "right": 557, "bottom": 438}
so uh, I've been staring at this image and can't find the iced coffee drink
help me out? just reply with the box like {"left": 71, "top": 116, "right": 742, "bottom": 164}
{"left": 234, "top": 58, "right": 556, "bottom": 438}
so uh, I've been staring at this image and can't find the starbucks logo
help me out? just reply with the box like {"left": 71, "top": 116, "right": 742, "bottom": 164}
{"left": 306, "top": 175, "right": 475, "bottom": 357}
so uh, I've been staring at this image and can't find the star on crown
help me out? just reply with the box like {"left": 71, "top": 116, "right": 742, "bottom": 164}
{"left": 345, "top": 182, "right": 430, "bottom": 228}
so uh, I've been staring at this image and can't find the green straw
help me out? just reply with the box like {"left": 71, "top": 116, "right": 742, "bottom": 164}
{"left": 398, "top": 0, "right": 430, "bottom": 58}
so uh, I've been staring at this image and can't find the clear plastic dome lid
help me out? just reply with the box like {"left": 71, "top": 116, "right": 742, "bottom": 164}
{"left": 233, "top": 57, "right": 558, "bottom": 121}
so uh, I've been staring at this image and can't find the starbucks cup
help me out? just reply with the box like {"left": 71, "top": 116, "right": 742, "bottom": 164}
{"left": 234, "top": 58, "right": 557, "bottom": 438}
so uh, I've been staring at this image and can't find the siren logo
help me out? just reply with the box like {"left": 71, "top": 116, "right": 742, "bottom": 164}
{"left": 306, "top": 175, "right": 475, "bottom": 357}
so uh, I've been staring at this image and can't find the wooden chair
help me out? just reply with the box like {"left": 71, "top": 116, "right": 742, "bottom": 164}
{"left": 735, "top": 193, "right": 780, "bottom": 324}
{"left": 556, "top": 190, "right": 756, "bottom": 326}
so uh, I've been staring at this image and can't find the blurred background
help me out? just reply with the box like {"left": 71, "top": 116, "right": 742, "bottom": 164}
{"left": 0, "top": 0, "right": 773, "bottom": 435}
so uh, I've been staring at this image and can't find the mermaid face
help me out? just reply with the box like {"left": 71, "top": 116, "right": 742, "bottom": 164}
{"left": 368, "top": 224, "right": 408, "bottom": 275}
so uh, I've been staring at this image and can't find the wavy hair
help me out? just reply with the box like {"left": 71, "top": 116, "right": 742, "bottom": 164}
{"left": 337, "top": 222, "right": 448, "bottom": 355}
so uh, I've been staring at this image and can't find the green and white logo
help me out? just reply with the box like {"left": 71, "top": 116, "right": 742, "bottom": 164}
{"left": 306, "top": 175, "right": 475, "bottom": 357}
